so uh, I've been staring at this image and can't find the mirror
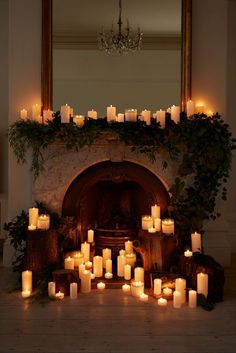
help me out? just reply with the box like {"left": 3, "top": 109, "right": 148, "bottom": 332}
{"left": 42, "top": 0, "right": 191, "bottom": 113}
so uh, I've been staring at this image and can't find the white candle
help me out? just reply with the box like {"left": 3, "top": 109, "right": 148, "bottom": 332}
{"left": 191, "top": 232, "right": 202, "bottom": 252}
{"left": 116, "top": 113, "right": 125, "bottom": 123}
{"left": 22, "top": 290, "right": 31, "bottom": 298}
{"left": 79, "top": 263, "right": 86, "bottom": 279}
{"left": 151, "top": 204, "right": 160, "bottom": 219}
{"left": 43, "top": 109, "right": 53, "bottom": 122}
{"left": 80, "top": 270, "right": 91, "bottom": 293}
{"left": 81, "top": 242, "right": 90, "bottom": 262}
{"left": 48, "top": 281, "right": 56, "bottom": 297}
{"left": 93, "top": 256, "right": 103, "bottom": 277}
{"left": 119, "top": 249, "right": 126, "bottom": 256}
{"left": 148, "top": 227, "right": 156, "bottom": 233}
{"left": 197, "top": 272, "right": 208, "bottom": 298}
{"left": 87, "top": 229, "right": 94, "bottom": 243}
{"left": 70, "top": 282, "right": 78, "bottom": 299}
{"left": 60, "top": 104, "right": 70, "bottom": 123}
{"left": 73, "top": 115, "right": 85, "bottom": 127}
{"left": 122, "top": 284, "right": 131, "bottom": 292}
{"left": 87, "top": 109, "right": 97, "bottom": 119}
{"left": 125, "top": 108, "right": 137, "bottom": 122}
{"left": 22, "top": 270, "right": 32, "bottom": 292}
{"left": 29, "top": 207, "right": 39, "bottom": 227}
{"left": 189, "top": 289, "right": 197, "bottom": 308}
{"left": 64, "top": 256, "right": 74, "bottom": 270}
{"left": 117, "top": 255, "right": 126, "bottom": 277}
{"left": 124, "top": 264, "right": 131, "bottom": 280}
{"left": 97, "top": 282, "right": 106, "bottom": 290}
{"left": 32, "top": 103, "right": 41, "bottom": 120}
{"left": 141, "top": 109, "right": 151, "bottom": 125}
{"left": 155, "top": 109, "right": 166, "bottom": 128}
{"left": 154, "top": 278, "right": 162, "bottom": 295}
{"left": 73, "top": 252, "right": 84, "bottom": 267}
{"left": 171, "top": 105, "right": 180, "bottom": 123}
{"left": 140, "top": 293, "right": 149, "bottom": 302}
{"left": 106, "top": 259, "right": 112, "bottom": 273}
{"left": 186, "top": 100, "right": 195, "bottom": 116}
{"left": 131, "top": 280, "right": 144, "bottom": 297}
{"left": 163, "top": 287, "right": 173, "bottom": 296}
{"left": 107, "top": 105, "right": 116, "bottom": 122}
{"left": 162, "top": 219, "right": 174, "bottom": 235}
{"left": 173, "top": 290, "right": 182, "bottom": 308}
{"left": 28, "top": 224, "right": 36, "bottom": 231}
{"left": 85, "top": 261, "right": 93, "bottom": 270}
{"left": 134, "top": 267, "right": 144, "bottom": 282}
{"left": 141, "top": 215, "right": 153, "bottom": 230}
{"left": 37, "top": 214, "right": 50, "bottom": 230}
{"left": 105, "top": 272, "right": 113, "bottom": 279}
{"left": 102, "top": 248, "right": 112, "bottom": 267}
{"left": 184, "top": 249, "right": 193, "bottom": 258}
{"left": 175, "top": 278, "right": 186, "bottom": 304}
{"left": 90, "top": 273, "right": 95, "bottom": 280}
{"left": 125, "top": 240, "right": 133, "bottom": 254}
{"left": 154, "top": 218, "right": 161, "bottom": 231}
{"left": 55, "top": 291, "right": 64, "bottom": 300}
{"left": 157, "top": 297, "right": 167, "bottom": 306}
{"left": 20, "top": 109, "right": 27, "bottom": 119}
{"left": 125, "top": 253, "right": 136, "bottom": 267}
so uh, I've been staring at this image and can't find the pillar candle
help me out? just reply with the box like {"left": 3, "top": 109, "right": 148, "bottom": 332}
{"left": 116, "top": 113, "right": 125, "bottom": 122}
{"left": 107, "top": 105, "right": 116, "bottom": 122}
{"left": 175, "top": 278, "right": 186, "bottom": 304}
{"left": 191, "top": 232, "right": 202, "bottom": 252}
{"left": 131, "top": 280, "right": 144, "bottom": 297}
{"left": 48, "top": 281, "right": 56, "bottom": 297}
{"left": 117, "top": 255, "right": 126, "bottom": 277}
{"left": 64, "top": 256, "right": 74, "bottom": 270}
{"left": 124, "top": 264, "right": 131, "bottom": 280}
{"left": 20, "top": 109, "right": 27, "bottom": 119}
{"left": 70, "top": 282, "right": 78, "bottom": 299}
{"left": 37, "top": 214, "right": 50, "bottom": 230}
{"left": 186, "top": 100, "right": 195, "bottom": 116}
{"left": 80, "top": 270, "right": 91, "bottom": 293}
{"left": 87, "top": 229, "right": 94, "bottom": 243}
{"left": 154, "top": 278, "right": 162, "bottom": 295}
{"left": 60, "top": 104, "right": 70, "bottom": 123}
{"left": 134, "top": 267, "right": 144, "bottom": 282}
{"left": 125, "top": 109, "right": 137, "bottom": 122}
{"left": 87, "top": 109, "right": 97, "bottom": 119}
{"left": 141, "top": 215, "right": 153, "bottom": 230}
{"left": 22, "top": 270, "right": 32, "bottom": 292}
{"left": 141, "top": 109, "right": 151, "bottom": 125}
{"left": 173, "top": 290, "right": 182, "bottom": 308}
{"left": 125, "top": 240, "right": 133, "bottom": 254}
{"left": 151, "top": 204, "right": 160, "bottom": 219}
{"left": 162, "top": 219, "right": 174, "bottom": 235}
{"left": 125, "top": 253, "right": 136, "bottom": 267}
{"left": 93, "top": 256, "right": 103, "bottom": 277}
{"left": 81, "top": 242, "right": 90, "bottom": 262}
{"left": 189, "top": 289, "right": 197, "bottom": 308}
{"left": 79, "top": 263, "right": 86, "bottom": 279}
{"left": 106, "top": 259, "right": 112, "bottom": 273}
{"left": 29, "top": 207, "right": 39, "bottom": 227}
{"left": 155, "top": 109, "right": 166, "bottom": 128}
{"left": 154, "top": 218, "right": 161, "bottom": 231}
{"left": 102, "top": 248, "right": 112, "bottom": 267}
{"left": 43, "top": 109, "right": 53, "bottom": 122}
{"left": 32, "top": 103, "right": 41, "bottom": 120}
{"left": 157, "top": 297, "right": 167, "bottom": 306}
{"left": 73, "top": 252, "right": 84, "bottom": 267}
{"left": 119, "top": 249, "right": 126, "bottom": 256}
{"left": 73, "top": 115, "right": 85, "bottom": 127}
{"left": 197, "top": 272, "right": 208, "bottom": 298}
{"left": 171, "top": 105, "right": 180, "bottom": 123}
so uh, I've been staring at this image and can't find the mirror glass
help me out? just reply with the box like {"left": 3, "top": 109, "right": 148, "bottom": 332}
{"left": 53, "top": 0, "right": 181, "bottom": 116}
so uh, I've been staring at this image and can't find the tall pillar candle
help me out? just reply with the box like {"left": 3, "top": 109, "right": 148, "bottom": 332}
{"left": 48, "top": 281, "right": 56, "bottom": 297}
{"left": 29, "top": 207, "right": 39, "bottom": 227}
{"left": 117, "top": 255, "right": 126, "bottom": 277}
{"left": 125, "top": 253, "right": 136, "bottom": 267}
{"left": 79, "top": 263, "right": 86, "bottom": 279}
{"left": 87, "top": 229, "right": 94, "bottom": 243}
{"left": 173, "top": 290, "right": 182, "bottom": 308}
{"left": 141, "top": 216, "right": 153, "bottom": 230}
{"left": 171, "top": 105, "right": 180, "bottom": 123}
{"left": 32, "top": 103, "right": 41, "bottom": 120}
{"left": 93, "top": 256, "right": 103, "bottom": 277}
{"left": 70, "top": 282, "right": 78, "bottom": 299}
{"left": 125, "top": 240, "right": 133, "bottom": 254}
{"left": 37, "top": 214, "right": 50, "bottom": 230}
{"left": 134, "top": 267, "right": 144, "bottom": 282}
{"left": 22, "top": 270, "right": 32, "bottom": 292}
{"left": 64, "top": 256, "right": 74, "bottom": 270}
{"left": 124, "top": 264, "right": 131, "bottom": 280}
{"left": 151, "top": 204, "right": 160, "bottom": 219}
{"left": 107, "top": 105, "right": 116, "bottom": 122}
{"left": 116, "top": 113, "right": 125, "bottom": 122}
{"left": 60, "top": 104, "right": 70, "bottom": 123}
{"left": 125, "top": 109, "right": 137, "bottom": 122}
{"left": 189, "top": 289, "right": 197, "bottom": 308}
{"left": 102, "top": 248, "right": 112, "bottom": 268}
{"left": 154, "top": 278, "right": 162, "bottom": 295}
{"left": 186, "top": 100, "right": 195, "bottom": 116}
{"left": 197, "top": 272, "right": 208, "bottom": 298}
{"left": 81, "top": 242, "right": 90, "bottom": 262}
{"left": 80, "top": 270, "right": 91, "bottom": 293}
{"left": 156, "top": 109, "right": 166, "bottom": 128}
{"left": 175, "top": 278, "right": 186, "bottom": 304}
{"left": 105, "top": 259, "right": 112, "bottom": 273}
{"left": 73, "top": 252, "right": 84, "bottom": 267}
{"left": 73, "top": 115, "right": 85, "bottom": 127}
{"left": 191, "top": 232, "right": 202, "bottom": 252}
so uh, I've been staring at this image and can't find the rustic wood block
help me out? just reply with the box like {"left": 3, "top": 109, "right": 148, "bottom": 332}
{"left": 53, "top": 269, "right": 80, "bottom": 296}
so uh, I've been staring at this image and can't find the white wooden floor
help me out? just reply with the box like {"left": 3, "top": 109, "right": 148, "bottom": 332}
{"left": 0, "top": 257, "right": 236, "bottom": 353}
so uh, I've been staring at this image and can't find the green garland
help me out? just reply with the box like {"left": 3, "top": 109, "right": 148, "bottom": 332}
{"left": 8, "top": 112, "right": 236, "bottom": 243}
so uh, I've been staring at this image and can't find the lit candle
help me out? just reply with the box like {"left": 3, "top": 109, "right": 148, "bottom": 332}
{"left": 48, "top": 281, "right": 56, "bottom": 297}
{"left": 119, "top": 249, "right": 126, "bottom": 256}
{"left": 154, "top": 218, "right": 161, "bottom": 231}
{"left": 93, "top": 256, "right": 103, "bottom": 277}
{"left": 195, "top": 102, "right": 206, "bottom": 114}
{"left": 175, "top": 278, "right": 186, "bottom": 304}
{"left": 32, "top": 103, "right": 41, "bottom": 120}
{"left": 155, "top": 109, "right": 166, "bottom": 128}
{"left": 43, "top": 109, "right": 53, "bottom": 122}
{"left": 87, "top": 109, "right": 97, "bottom": 119}
{"left": 162, "top": 219, "right": 174, "bottom": 235}
{"left": 141, "top": 215, "right": 153, "bottom": 230}
{"left": 141, "top": 109, "right": 151, "bottom": 125}
{"left": 70, "top": 282, "right": 78, "bottom": 299}
{"left": 73, "top": 115, "right": 85, "bottom": 127}
{"left": 134, "top": 267, "right": 144, "bottom": 282}
{"left": 125, "top": 253, "right": 136, "bottom": 267}
{"left": 197, "top": 272, "right": 208, "bottom": 298}
{"left": 22, "top": 290, "right": 31, "bottom": 298}
{"left": 163, "top": 287, "right": 173, "bottom": 296}
{"left": 189, "top": 289, "right": 197, "bottom": 308}
{"left": 97, "top": 282, "right": 106, "bottom": 290}
{"left": 122, "top": 284, "right": 131, "bottom": 292}
{"left": 157, "top": 297, "right": 167, "bottom": 306}
{"left": 79, "top": 263, "right": 86, "bottom": 279}
{"left": 85, "top": 261, "right": 93, "bottom": 271}
{"left": 105, "top": 272, "right": 113, "bottom": 279}
{"left": 125, "top": 108, "right": 137, "bottom": 122}
{"left": 80, "top": 270, "right": 91, "bottom": 293}
{"left": 117, "top": 255, "right": 126, "bottom": 277}
{"left": 125, "top": 240, "right": 133, "bottom": 254}
{"left": 28, "top": 224, "right": 36, "bottom": 231}
{"left": 124, "top": 264, "right": 131, "bottom": 280}
{"left": 140, "top": 293, "right": 149, "bottom": 302}
{"left": 184, "top": 249, "right": 193, "bottom": 258}
{"left": 60, "top": 104, "right": 70, "bottom": 123}
{"left": 107, "top": 105, "right": 116, "bottom": 122}
{"left": 87, "top": 229, "right": 94, "bottom": 243}
{"left": 55, "top": 291, "right": 64, "bottom": 300}
{"left": 64, "top": 256, "right": 74, "bottom": 270}
{"left": 73, "top": 252, "right": 84, "bottom": 267}
{"left": 20, "top": 109, "right": 27, "bottom": 119}
{"left": 22, "top": 270, "right": 32, "bottom": 293}
{"left": 90, "top": 273, "right": 95, "bottom": 280}
{"left": 29, "top": 207, "right": 39, "bottom": 227}
{"left": 37, "top": 214, "right": 50, "bottom": 230}
{"left": 154, "top": 278, "right": 162, "bottom": 295}
{"left": 151, "top": 204, "right": 160, "bottom": 219}
{"left": 173, "top": 290, "right": 182, "bottom": 308}
{"left": 116, "top": 113, "right": 125, "bottom": 123}
{"left": 191, "top": 232, "right": 202, "bottom": 252}
{"left": 131, "top": 280, "right": 144, "bottom": 297}
{"left": 148, "top": 227, "right": 156, "bottom": 233}
{"left": 186, "top": 100, "right": 195, "bottom": 116}
{"left": 105, "top": 259, "right": 112, "bottom": 273}
{"left": 81, "top": 242, "right": 90, "bottom": 262}
{"left": 171, "top": 105, "right": 180, "bottom": 123}
{"left": 102, "top": 248, "right": 112, "bottom": 268}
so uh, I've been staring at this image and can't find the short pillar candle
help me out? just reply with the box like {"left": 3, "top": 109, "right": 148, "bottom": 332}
{"left": 22, "top": 270, "right": 32, "bottom": 292}
{"left": 162, "top": 219, "right": 174, "bottom": 235}
{"left": 191, "top": 232, "right": 202, "bottom": 252}
{"left": 73, "top": 252, "right": 84, "bottom": 267}
{"left": 141, "top": 216, "right": 153, "bottom": 230}
{"left": 189, "top": 289, "right": 197, "bottom": 308}
{"left": 64, "top": 256, "right": 74, "bottom": 270}
{"left": 70, "top": 282, "right": 78, "bottom": 299}
{"left": 154, "top": 278, "right": 162, "bottom": 295}
{"left": 134, "top": 267, "right": 144, "bottom": 282}
{"left": 80, "top": 270, "right": 91, "bottom": 293}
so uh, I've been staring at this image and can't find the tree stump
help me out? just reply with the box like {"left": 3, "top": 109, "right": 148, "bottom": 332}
{"left": 53, "top": 269, "right": 79, "bottom": 296}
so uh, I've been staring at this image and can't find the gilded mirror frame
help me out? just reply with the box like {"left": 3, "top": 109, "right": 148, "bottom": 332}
{"left": 41, "top": 0, "right": 192, "bottom": 111}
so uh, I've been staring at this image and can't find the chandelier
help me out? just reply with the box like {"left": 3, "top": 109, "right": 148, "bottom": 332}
{"left": 98, "top": 0, "right": 143, "bottom": 55}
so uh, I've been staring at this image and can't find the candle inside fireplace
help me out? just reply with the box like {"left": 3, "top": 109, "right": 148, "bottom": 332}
{"left": 105, "top": 272, "right": 113, "bottom": 279}
{"left": 124, "top": 264, "right": 131, "bottom": 280}
{"left": 117, "top": 255, "right": 126, "bottom": 277}
{"left": 148, "top": 227, "right": 156, "bottom": 233}
{"left": 125, "top": 253, "right": 136, "bottom": 267}
{"left": 154, "top": 278, "right": 162, "bottom": 295}
{"left": 64, "top": 256, "right": 74, "bottom": 270}
{"left": 81, "top": 270, "right": 91, "bottom": 293}
{"left": 28, "top": 224, "right": 36, "bottom": 231}
{"left": 55, "top": 291, "right": 64, "bottom": 300}
{"left": 141, "top": 215, "right": 153, "bottom": 230}
{"left": 140, "top": 293, "right": 149, "bottom": 302}
{"left": 81, "top": 242, "right": 90, "bottom": 262}
{"left": 163, "top": 287, "right": 173, "bottom": 296}
{"left": 37, "top": 214, "right": 50, "bottom": 230}
{"left": 191, "top": 232, "right": 202, "bottom": 252}
{"left": 162, "top": 219, "right": 174, "bottom": 235}
{"left": 125, "top": 240, "right": 133, "bottom": 254}
{"left": 184, "top": 249, "right": 193, "bottom": 258}
{"left": 79, "top": 263, "right": 86, "bottom": 279}
{"left": 29, "top": 207, "right": 38, "bottom": 227}
{"left": 22, "top": 290, "right": 31, "bottom": 298}
{"left": 93, "top": 256, "right": 103, "bottom": 277}
{"left": 87, "top": 229, "right": 94, "bottom": 243}
{"left": 119, "top": 249, "right": 126, "bottom": 256}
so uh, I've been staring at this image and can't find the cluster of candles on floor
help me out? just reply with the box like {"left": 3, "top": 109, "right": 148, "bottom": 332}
{"left": 19, "top": 100, "right": 213, "bottom": 127}
{"left": 27, "top": 207, "right": 50, "bottom": 231}
{"left": 141, "top": 204, "right": 174, "bottom": 234}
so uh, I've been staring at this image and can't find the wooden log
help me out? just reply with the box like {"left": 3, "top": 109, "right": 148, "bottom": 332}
{"left": 53, "top": 269, "right": 80, "bottom": 296}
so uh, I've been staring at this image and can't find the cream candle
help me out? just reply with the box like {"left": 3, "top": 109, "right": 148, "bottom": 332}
{"left": 189, "top": 289, "right": 197, "bottom": 308}
{"left": 105, "top": 259, "right": 112, "bottom": 273}
{"left": 107, "top": 105, "right": 116, "bottom": 122}
{"left": 162, "top": 219, "right": 174, "bottom": 235}
{"left": 125, "top": 240, "right": 133, "bottom": 254}
{"left": 22, "top": 270, "right": 32, "bottom": 292}
{"left": 151, "top": 204, "right": 160, "bottom": 219}
{"left": 79, "top": 263, "right": 86, "bottom": 279}
{"left": 73, "top": 115, "right": 85, "bottom": 127}
{"left": 186, "top": 100, "right": 195, "bottom": 116}
{"left": 60, "top": 104, "right": 70, "bottom": 123}
{"left": 173, "top": 290, "right": 182, "bottom": 308}
{"left": 171, "top": 105, "right": 180, "bottom": 123}
{"left": 154, "top": 218, "right": 161, "bottom": 231}
{"left": 73, "top": 252, "right": 84, "bottom": 267}
{"left": 119, "top": 249, "right": 126, "bottom": 256}
{"left": 55, "top": 291, "right": 64, "bottom": 300}
{"left": 191, "top": 232, "right": 202, "bottom": 252}
{"left": 87, "top": 229, "right": 94, "bottom": 243}
{"left": 124, "top": 264, "right": 131, "bottom": 280}
{"left": 125, "top": 108, "right": 137, "bottom": 122}
{"left": 29, "top": 207, "right": 39, "bottom": 227}
{"left": 184, "top": 249, "right": 193, "bottom": 258}
{"left": 43, "top": 109, "right": 53, "bottom": 122}
{"left": 22, "top": 290, "right": 31, "bottom": 298}
{"left": 131, "top": 280, "right": 144, "bottom": 297}
{"left": 105, "top": 272, "right": 113, "bottom": 279}
{"left": 157, "top": 297, "right": 167, "bottom": 306}
{"left": 140, "top": 293, "right": 149, "bottom": 302}
{"left": 148, "top": 227, "right": 156, "bottom": 233}
{"left": 141, "top": 109, "right": 151, "bottom": 125}
{"left": 154, "top": 278, "right": 162, "bottom": 295}
{"left": 32, "top": 103, "right": 41, "bottom": 120}
{"left": 87, "top": 109, "right": 97, "bottom": 119}
{"left": 20, "top": 109, "right": 28, "bottom": 119}
{"left": 81, "top": 242, "right": 90, "bottom": 262}
{"left": 64, "top": 256, "right": 74, "bottom": 270}
{"left": 97, "top": 282, "right": 106, "bottom": 290}
{"left": 37, "top": 214, "right": 50, "bottom": 230}
{"left": 117, "top": 255, "right": 126, "bottom": 277}
{"left": 70, "top": 282, "right": 78, "bottom": 299}
{"left": 122, "top": 284, "right": 131, "bottom": 292}
{"left": 28, "top": 224, "right": 36, "bottom": 231}
{"left": 48, "top": 281, "right": 56, "bottom": 297}
{"left": 175, "top": 278, "right": 186, "bottom": 304}
{"left": 125, "top": 253, "right": 136, "bottom": 267}
{"left": 134, "top": 267, "right": 144, "bottom": 282}
{"left": 116, "top": 113, "right": 125, "bottom": 123}
{"left": 102, "top": 248, "right": 112, "bottom": 267}
{"left": 197, "top": 272, "right": 208, "bottom": 298}
{"left": 93, "top": 256, "right": 103, "bottom": 277}
{"left": 163, "top": 287, "right": 173, "bottom": 296}
{"left": 141, "top": 215, "right": 153, "bottom": 230}
{"left": 155, "top": 109, "right": 166, "bottom": 128}
{"left": 80, "top": 270, "right": 91, "bottom": 293}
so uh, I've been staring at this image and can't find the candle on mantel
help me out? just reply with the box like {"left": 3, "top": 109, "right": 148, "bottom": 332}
{"left": 184, "top": 249, "right": 193, "bottom": 258}
{"left": 20, "top": 109, "right": 27, "bottom": 119}
{"left": 37, "top": 214, "right": 50, "bottom": 230}
{"left": 134, "top": 267, "right": 144, "bottom": 282}
{"left": 87, "top": 109, "right": 97, "bottom": 119}
{"left": 93, "top": 256, "right": 103, "bottom": 277}
{"left": 22, "top": 270, "right": 32, "bottom": 293}
{"left": 140, "top": 293, "right": 149, "bottom": 302}
{"left": 55, "top": 291, "right": 64, "bottom": 300}
{"left": 102, "top": 248, "right": 112, "bottom": 268}
{"left": 148, "top": 227, "right": 156, "bottom": 234}
{"left": 81, "top": 242, "right": 90, "bottom": 262}
{"left": 125, "top": 240, "right": 133, "bottom": 254}
{"left": 157, "top": 297, "right": 167, "bottom": 306}
{"left": 197, "top": 272, "right": 208, "bottom": 298}
{"left": 173, "top": 290, "right": 182, "bottom": 308}
{"left": 171, "top": 105, "right": 180, "bottom": 123}
{"left": 60, "top": 104, "right": 70, "bottom": 123}
{"left": 117, "top": 255, "right": 126, "bottom": 277}
{"left": 32, "top": 104, "right": 41, "bottom": 121}
{"left": 162, "top": 219, "right": 174, "bottom": 235}
{"left": 151, "top": 204, "right": 160, "bottom": 219}
{"left": 64, "top": 256, "right": 74, "bottom": 270}
{"left": 189, "top": 289, "right": 197, "bottom": 308}
{"left": 154, "top": 218, "right": 161, "bottom": 232}
{"left": 107, "top": 105, "right": 116, "bottom": 122}
{"left": 105, "top": 259, "right": 112, "bottom": 273}
{"left": 22, "top": 290, "right": 31, "bottom": 298}
{"left": 29, "top": 207, "right": 39, "bottom": 227}
{"left": 154, "top": 278, "right": 162, "bottom": 295}
{"left": 191, "top": 232, "right": 202, "bottom": 253}
{"left": 79, "top": 263, "right": 86, "bottom": 279}
{"left": 124, "top": 264, "right": 131, "bottom": 280}
{"left": 116, "top": 113, "right": 125, "bottom": 123}
{"left": 125, "top": 253, "right": 136, "bottom": 267}
{"left": 163, "top": 287, "right": 173, "bottom": 296}
{"left": 73, "top": 115, "right": 85, "bottom": 127}
{"left": 43, "top": 109, "right": 53, "bottom": 122}
{"left": 80, "top": 270, "right": 91, "bottom": 293}
{"left": 48, "top": 281, "right": 56, "bottom": 297}
{"left": 141, "top": 109, "right": 151, "bottom": 125}
{"left": 125, "top": 108, "right": 137, "bottom": 122}
{"left": 28, "top": 224, "right": 36, "bottom": 231}
{"left": 73, "top": 252, "right": 84, "bottom": 267}
{"left": 97, "top": 282, "right": 106, "bottom": 290}
{"left": 186, "top": 100, "right": 195, "bottom": 116}
{"left": 141, "top": 215, "right": 153, "bottom": 230}
{"left": 70, "top": 282, "right": 78, "bottom": 299}
{"left": 131, "top": 280, "right": 144, "bottom": 297}
{"left": 87, "top": 229, "right": 94, "bottom": 243}
{"left": 122, "top": 284, "right": 131, "bottom": 292}
{"left": 105, "top": 272, "right": 113, "bottom": 279}
{"left": 155, "top": 109, "right": 166, "bottom": 128}
{"left": 175, "top": 278, "right": 186, "bottom": 304}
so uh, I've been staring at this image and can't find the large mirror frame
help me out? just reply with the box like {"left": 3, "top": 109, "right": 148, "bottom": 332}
{"left": 41, "top": 0, "right": 192, "bottom": 112}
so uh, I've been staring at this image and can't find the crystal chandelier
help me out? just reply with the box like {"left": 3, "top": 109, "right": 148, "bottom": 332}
{"left": 98, "top": 0, "right": 143, "bottom": 55}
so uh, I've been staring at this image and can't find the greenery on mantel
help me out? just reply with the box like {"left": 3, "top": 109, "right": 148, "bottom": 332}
{"left": 8, "top": 112, "right": 236, "bottom": 243}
